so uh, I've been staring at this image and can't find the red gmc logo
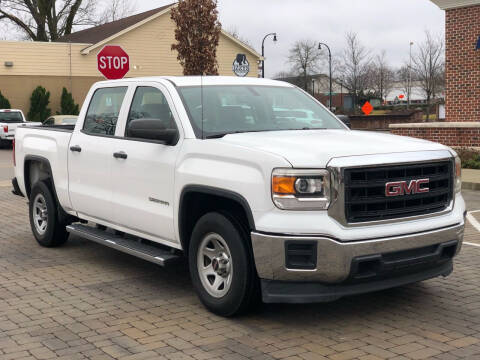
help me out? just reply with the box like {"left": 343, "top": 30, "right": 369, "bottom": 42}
{"left": 385, "top": 179, "right": 430, "bottom": 197}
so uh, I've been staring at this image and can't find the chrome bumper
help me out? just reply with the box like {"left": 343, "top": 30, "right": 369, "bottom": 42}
{"left": 251, "top": 223, "right": 464, "bottom": 282}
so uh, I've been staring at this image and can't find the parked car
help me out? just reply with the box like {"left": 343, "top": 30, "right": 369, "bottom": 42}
{"left": 336, "top": 114, "right": 351, "bottom": 128}
{"left": 12, "top": 76, "right": 465, "bottom": 316}
{"left": 0, "top": 109, "right": 41, "bottom": 147}
{"left": 43, "top": 115, "right": 78, "bottom": 126}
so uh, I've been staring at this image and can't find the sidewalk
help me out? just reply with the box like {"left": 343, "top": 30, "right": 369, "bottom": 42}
{"left": 462, "top": 168, "right": 480, "bottom": 190}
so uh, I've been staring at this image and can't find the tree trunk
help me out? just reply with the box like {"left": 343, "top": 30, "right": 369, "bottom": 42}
{"left": 425, "top": 95, "right": 431, "bottom": 122}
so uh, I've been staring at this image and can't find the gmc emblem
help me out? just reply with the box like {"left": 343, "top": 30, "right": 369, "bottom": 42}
{"left": 385, "top": 179, "right": 430, "bottom": 197}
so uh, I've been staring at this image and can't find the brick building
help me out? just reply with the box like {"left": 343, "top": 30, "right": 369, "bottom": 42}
{"left": 391, "top": 0, "right": 480, "bottom": 147}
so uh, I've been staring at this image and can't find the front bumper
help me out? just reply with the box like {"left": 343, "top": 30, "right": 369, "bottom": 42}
{"left": 251, "top": 222, "right": 464, "bottom": 283}
{"left": 261, "top": 260, "right": 453, "bottom": 303}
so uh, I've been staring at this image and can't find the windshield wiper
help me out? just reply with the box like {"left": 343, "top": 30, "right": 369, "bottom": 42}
{"left": 204, "top": 128, "right": 328, "bottom": 139}
{"left": 204, "top": 130, "right": 269, "bottom": 139}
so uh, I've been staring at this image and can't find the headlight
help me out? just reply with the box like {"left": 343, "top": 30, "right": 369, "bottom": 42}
{"left": 272, "top": 169, "right": 330, "bottom": 210}
{"left": 454, "top": 155, "right": 461, "bottom": 193}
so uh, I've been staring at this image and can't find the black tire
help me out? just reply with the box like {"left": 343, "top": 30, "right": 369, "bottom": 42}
{"left": 189, "top": 212, "right": 259, "bottom": 316}
{"left": 29, "top": 181, "right": 69, "bottom": 247}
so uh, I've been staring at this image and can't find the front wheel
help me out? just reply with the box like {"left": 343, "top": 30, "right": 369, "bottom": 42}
{"left": 189, "top": 212, "right": 259, "bottom": 316}
{"left": 29, "top": 181, "right": 69, "bottom": 247}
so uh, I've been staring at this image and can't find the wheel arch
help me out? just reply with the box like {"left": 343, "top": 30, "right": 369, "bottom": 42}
{"left": 24, "top": 155, "right": 73, "bottom": 224}
{"left": 178, "top": 185, "right": 256, "bottom": 255}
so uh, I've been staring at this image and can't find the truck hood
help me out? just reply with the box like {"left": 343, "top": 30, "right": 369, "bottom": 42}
{"left": 218, "top": 129, "right": 449, "bottom": 167}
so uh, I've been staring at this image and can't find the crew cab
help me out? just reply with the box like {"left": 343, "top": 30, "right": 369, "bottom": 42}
{"left": 0, "top": 109, "right": 41, "bottom": 147}
{"left": 12, "top": 77, "right": 465, "bottom": 316}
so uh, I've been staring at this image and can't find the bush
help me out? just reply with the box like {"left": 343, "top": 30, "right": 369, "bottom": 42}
{"left": 0, "top": 91, "right": 11, "bottom": 109}
{"left": 28, "top": 86, "right": 51, "bottom": 122}
{"left": 58, "top": 87, "right": 79, "bottom": 115}
{"left": 456, "top": 147, "right": 480, "bottom": 169}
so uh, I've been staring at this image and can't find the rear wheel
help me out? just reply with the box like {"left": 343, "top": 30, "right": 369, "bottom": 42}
{"left": 189, "top": 212, "right": 259, "bottom": 316}
{"left": 29, "top": 181, "right": 69, "bottom": 247}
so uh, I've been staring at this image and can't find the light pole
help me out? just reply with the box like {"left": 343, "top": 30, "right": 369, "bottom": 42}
{"left": 311, "top": 78, "right": 315, "bottom": 96}
{"left": 318, "top": 42, "right": 332, "bottom": 111}
{"left": 408, "top": 41, "right": 414, "bottom": 109}
{"left": 261, "top": 33, "right": 277, "bottom": 78}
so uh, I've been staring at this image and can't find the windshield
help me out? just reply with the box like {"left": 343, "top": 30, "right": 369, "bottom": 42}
{"left": 178, "top": 85, "right": 345, "bottom": 138}
{"left": 0, "top": 111, "right": 23, "bottom": 123}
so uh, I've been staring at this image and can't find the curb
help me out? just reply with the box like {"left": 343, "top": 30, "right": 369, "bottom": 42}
{"left": 462, "top": 182, "right": 480, "bottom": 191}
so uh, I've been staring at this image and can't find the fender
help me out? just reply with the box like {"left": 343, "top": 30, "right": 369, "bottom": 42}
{"left": 178, "top": 185, "right": 256, "bottom": 250}
{"left": 24, "top": 155, "right": 72, "bottom": 223}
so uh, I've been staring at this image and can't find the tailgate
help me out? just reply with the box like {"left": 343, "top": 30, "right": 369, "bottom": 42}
{"left": 2, "top": 123, "right": 19, "bottom": 139}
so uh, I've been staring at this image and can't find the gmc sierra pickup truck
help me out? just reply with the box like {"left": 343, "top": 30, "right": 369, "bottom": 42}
{"left": 12, "top": 76, "right": 465, "bottom": 316}
{"left": 0, "top": 109, "right": 41, "bottom": 147}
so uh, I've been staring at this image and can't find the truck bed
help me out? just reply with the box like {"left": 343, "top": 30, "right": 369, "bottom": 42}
{"left": 14, "top": 125, "right": 74, "bottom": 211}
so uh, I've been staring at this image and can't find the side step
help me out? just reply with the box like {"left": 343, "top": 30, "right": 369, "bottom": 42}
{"left": 66, "top": 224, "right": 181, "bottom": 266}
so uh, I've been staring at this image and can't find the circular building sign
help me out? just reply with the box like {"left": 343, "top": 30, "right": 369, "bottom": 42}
{"left": 233, "top": 54, "right": 249, "bottom": 77}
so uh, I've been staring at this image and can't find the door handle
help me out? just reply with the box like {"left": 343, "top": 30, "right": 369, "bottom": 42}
{"left": 70, "top": 145, "right": 82, "bottom": 152}
{"left": 113, "top": 151, "right": 128, "bottom": 159}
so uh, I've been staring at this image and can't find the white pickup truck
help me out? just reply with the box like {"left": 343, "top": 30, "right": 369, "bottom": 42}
{"left": 13, "top": 76, "right": 465, "bottom": 316}
{"left": 0, "top": 109, "right": 41, "bottom": 147}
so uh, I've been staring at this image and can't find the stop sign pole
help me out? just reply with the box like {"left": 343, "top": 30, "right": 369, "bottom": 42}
{"left": 97, "top": 45, "right": 130, "bottom": 80}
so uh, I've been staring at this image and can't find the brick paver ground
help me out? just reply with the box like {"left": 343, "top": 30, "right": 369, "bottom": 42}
{"left": 1, "top": 185, "right": 480, "bottom": 360}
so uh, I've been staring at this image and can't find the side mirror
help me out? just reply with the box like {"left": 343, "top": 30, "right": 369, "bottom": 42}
{"left": 127, "top": 118, "right": 178, "bottom": 145}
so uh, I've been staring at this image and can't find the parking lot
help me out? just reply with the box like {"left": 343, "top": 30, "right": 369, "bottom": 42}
{"left": 1, "top": 147, "right": 480, "bottom": 360}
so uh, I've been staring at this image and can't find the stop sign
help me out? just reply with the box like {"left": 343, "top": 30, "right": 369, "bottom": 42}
{"left": 97, "top": 45, "right": 130, "bottom": 80}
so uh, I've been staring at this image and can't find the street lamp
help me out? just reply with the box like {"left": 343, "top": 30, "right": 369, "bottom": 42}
{"left": 408, "top": 41, "right": 414, "bottom": 109}
{"left": 318, "top": 42, "right": 332, "bottom": 111}
{"left": 261, "top": 33, "right": 277, "bottom": 78}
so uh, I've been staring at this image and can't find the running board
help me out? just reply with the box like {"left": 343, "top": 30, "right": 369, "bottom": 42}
{"left": 66, "top": 224, "right": 180, "bottom": 267}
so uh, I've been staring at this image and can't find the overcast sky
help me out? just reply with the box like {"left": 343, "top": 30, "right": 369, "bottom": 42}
{"left": 138, "top": 0, "right": 445, "bottom": 78}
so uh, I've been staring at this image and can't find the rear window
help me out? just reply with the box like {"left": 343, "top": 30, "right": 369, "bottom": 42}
{"left": 0, "top": 111, "right": 23, "bottom": 123}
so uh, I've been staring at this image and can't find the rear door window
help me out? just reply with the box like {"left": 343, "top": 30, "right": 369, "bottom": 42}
{"left": 83, "top": 87, "right": 127, "bottom": 136}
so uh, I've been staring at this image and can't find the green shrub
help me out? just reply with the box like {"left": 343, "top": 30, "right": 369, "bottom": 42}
{"left": 456, "top": 147, "right": 480, "bottom": 169}
{"left": 58, "top": 87, "right": 79, "bottom": 115}
{"left": 28, "top": 86, "right": 51, "bottom": 122}
{"left": 0, "top": 91, "right": 11, "bottom": 109}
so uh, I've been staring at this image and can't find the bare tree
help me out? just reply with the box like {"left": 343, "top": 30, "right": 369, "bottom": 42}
{"left": 287, "top": 39, "right": 323, "bottom": 91}
{"left": 0, "top": 0, "right": 105, "bottom": 41}
{"left": 411, "top": 31, "right": 444, "bottom": 121}
{"left": 225, "top": 26, "right": 253, "bottom": 47}
{"left": 337, "top": 32, "right": 371, "bottom": 110}
{"left": 274, "top": 70, "right": 295, "bottom": 79}
{"left": 371, "top": 51, "right": 394, "bottom": 103}
{"left": 98, "top": 0, "right": 137, "bottom": 23}
{"left": 170, "top": 0, "right": 221, "bottom": 75}
{"left": 396, "top": 64, "right": 411, "bottom": 101}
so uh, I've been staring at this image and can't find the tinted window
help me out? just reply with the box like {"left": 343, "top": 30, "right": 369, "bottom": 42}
{"left": 178, "top": 86, "right": 344, "bottom": 138}
{"left": 126, "top": 87, "right": 177, "bottom": 138}
{"left": 0, "top": 111, "right": 23, "bottom": 123}
{"left": 83, "top": 87, "right": 127, "bottom": 135}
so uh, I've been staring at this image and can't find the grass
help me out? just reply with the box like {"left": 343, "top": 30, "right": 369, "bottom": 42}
{"left": 422, "top": 114, "right": 437, "bottom": 121}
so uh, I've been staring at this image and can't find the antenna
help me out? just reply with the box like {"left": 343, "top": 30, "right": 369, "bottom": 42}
{"left": 201, "top": 75, "right": 204, "bottom": 139}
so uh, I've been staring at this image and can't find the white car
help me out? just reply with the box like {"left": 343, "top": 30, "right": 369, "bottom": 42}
{"left": 43, "top": 115, "right": 78, "bottom": 126}
{"left": 0, "top": 109, "right": 41, "bottom": 147}
{"left": 12, "top": 77, "right": 465, "bottom": 316}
